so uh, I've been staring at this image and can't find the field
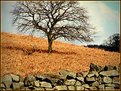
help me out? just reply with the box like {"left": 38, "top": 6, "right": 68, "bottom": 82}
{"left": 1, "top": 32, "right": 120, "bottom": 77}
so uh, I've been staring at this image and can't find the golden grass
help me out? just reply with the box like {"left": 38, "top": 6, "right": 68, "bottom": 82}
{"left": 1, "top": 32, "right": 120, "bottom": 77}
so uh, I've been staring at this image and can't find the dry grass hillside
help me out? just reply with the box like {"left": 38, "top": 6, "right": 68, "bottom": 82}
{"left": 1, "top": 32, "right": 120, "bottom": 77}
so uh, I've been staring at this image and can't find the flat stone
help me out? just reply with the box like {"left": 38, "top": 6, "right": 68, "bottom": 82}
{"left": 99, "top": 70, "right": 119, "bottom": 77}
{"left": 84, "top": 88, "right": 89, "bottom": 90}
{"left": 12, "top": 82, "right": 24, "bottom": 89}
{"left": 33, "top": 80, "right": 40, "bottom": 87}
{"left": 40, "top": 82, "right": 52, "bottom": 88}
{"left": 105, "top": 87, "right": 114, "bottom": 90}
{"left": 98, "top": 84, "right": 105, "bottom": 90}
{"left": 75, "top": 81, "right": 82, "bottom": 85}
{"left": 64, "top": 79, "right": 76, "bottom": 85}
{"left": 28, "top": 86, "right": 35, "bottom": 90}
{"left": 105, "top": 84, "right": 115, "bottom": 87}
{"left": 82, "top": 84, "right": 90, "bottom": 88}
{"left": 91, "top": 81, "right": 99, "bottom": 87}
{"left": 103, "top": 77, "right": 112, "bottom": 83}
{"left": 89, "top": 86, "right": 97, "bottom": 90}
{"left": 76, "top": 77, "right": 84, "bottom": 82}
{"left": 55, "top": 85, "right": 67, "bottom": 90}
{"left": 2, "top": 74, "right": 12, "bottom": 89}
{"left": 59, "top": 70, "right": 76, "bottom": 78}
{"left": 86, "top": 77, "right": 95, "bottom": 82}
{"left": 35, "top": 87, "right": 45, "bottom": 90}
{"left": 11, "top": 74, "right": 20, "bottom": 82}
{"left": 76, "top": 86, "right": 84, "bottom": 90}
{"left": 112, "top": 77, "right": 120, "bottom": 84}
{"left": 68, "top": 86, "right": 75, "bottom": 90}
{"left": 87, "top": 73, "right": 95, "bottom": 77}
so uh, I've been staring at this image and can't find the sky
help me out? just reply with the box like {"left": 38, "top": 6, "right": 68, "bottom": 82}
{"left": 1, "top": 1, "right": 120, "bottom": 45}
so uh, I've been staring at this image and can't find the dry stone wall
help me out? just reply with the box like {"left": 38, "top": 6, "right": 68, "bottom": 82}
{"left": 1, "top": 63, "right": 120, "bottom": 90}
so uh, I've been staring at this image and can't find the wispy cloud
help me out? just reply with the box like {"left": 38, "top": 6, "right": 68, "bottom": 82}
{"left": 78, "top": 1, "right": 119, "bottom": 32}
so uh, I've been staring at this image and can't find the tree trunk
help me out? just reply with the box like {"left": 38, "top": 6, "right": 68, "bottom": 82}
{"left": 48, "top": 37, "right": 53, "bottom": 53}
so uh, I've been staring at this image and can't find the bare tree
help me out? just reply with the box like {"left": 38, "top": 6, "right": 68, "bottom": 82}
{"left": 11, "top": 1, "right": 94, "bottom": 53}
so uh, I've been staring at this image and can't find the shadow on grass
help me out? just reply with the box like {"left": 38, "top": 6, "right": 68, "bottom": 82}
{"left": 2, "top": 46, "right": 77, "bottom": 55}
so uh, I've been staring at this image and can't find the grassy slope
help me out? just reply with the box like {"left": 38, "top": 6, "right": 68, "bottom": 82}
{"left": 1, "top": 32, "right": 120, "bottom": 77}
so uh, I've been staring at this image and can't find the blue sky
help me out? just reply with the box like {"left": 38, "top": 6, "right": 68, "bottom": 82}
{"left": 1, "top": 1, "right": 120, "bottom": 45}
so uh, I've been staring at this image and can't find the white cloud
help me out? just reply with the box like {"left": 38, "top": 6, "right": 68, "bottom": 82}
{"left": 78, "top": 1, "right": 119, "bottom": 33}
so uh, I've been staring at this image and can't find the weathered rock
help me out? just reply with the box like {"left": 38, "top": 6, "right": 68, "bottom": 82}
{"left": 88, "top": 71, "right": 99, "bottom": 77}
{"left": 33, "top": 80, "right": 40, "bottom": 87}
{"left": 24, "top": 75, "right": 36, "bottom": 86}
{"left": 64, "top": 79, "right": 76, "bottom": 85}
{"left": 76, "top": 86, "right": 84, "bottom": 90}
{"left": 28, "top": 86, "right": 35, "bottom": 90}
{"left": 86, "top": 77, "right": 96, "bottom": 82}
{"left": 89, "top": 86, "right": 97, "bottom": 90}
{"left": 44, "top": 74, "right": 65, "bottom": 86}
{"left": 104, "top": 65, "right": 114, "bottom": 71}
{"left": 40, "top": 82, "right": 52, "bottom": 88}
{"left": 97, "top": 76, "right": 103, "bottom": 84}
{"left": 12, "top": 82, "right": 24, "bottom": 89}
{"left": 77, "top": 72, "right": 83, "bottom": 77}
{"left": 105, "top": 87, "right": 114, "bottom": 90}
{"left": 48, "top": 77, "right": 64, "bottom": 86}
{"left": 82, "top": 84, "right": 90, "bottom": 88}
{"left": 11, "top": 74, "right": 20, "bottom": 82}
{"left": 114, "top": 65, "right": 120, "bottom": 72}
{"left": 75, "top": 81, "right": 82, "bottom": 86}
{"left": 81, "top": 71, "right": 88, "bottom": 78}
{"left": 103, "top": 77, "right": 112, "bottom": 83}
{"left": 68, "top": 86, "right": 75, "bottom": 90}
{"left": 19, "top": 76, "right": 24, "bottom": 82}
{"left": 91, "top": 81, "right": 99, "bottom": 87}
{"left": 1, "top": 83, "right": 6, "bottom": 89}
{"left": 2, "top": 74, "right": 12, "bottom": 89}
{"left": 113, "top": 84, "right": 120, "bottom": 89}
{"left": 90, "top": 63, "right": 103, "bottom": 72}
{"left": 112, "top": 77, "right": 120, "bottom": 84}
{"left": 59, "top": 70, "right": 76, "bottom": 79}
{"left": 76, "top": 77, "right": 84, "bottom": 82}
{"left": 99, "top": 70, "right": 119, "bottom": 77}
{"left": 98, "top": 84, "right": 105, "bottom": 90}
{"left": 55, "top": 85, "right": 67, "bottom": 90}
{"left": 35, "top": 74, "right": 46, "bottom": 81}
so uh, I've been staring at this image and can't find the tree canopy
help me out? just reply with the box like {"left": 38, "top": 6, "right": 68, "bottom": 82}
{"left": 12, "top": 1, "right": 95, "bottom": 53}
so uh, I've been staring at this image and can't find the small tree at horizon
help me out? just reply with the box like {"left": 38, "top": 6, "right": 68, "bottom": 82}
{"left": 11, "top": 1, "right": 95, "bottom": 53}
{"left": 103, "top": 33, "right": 120, "bottom": 51}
